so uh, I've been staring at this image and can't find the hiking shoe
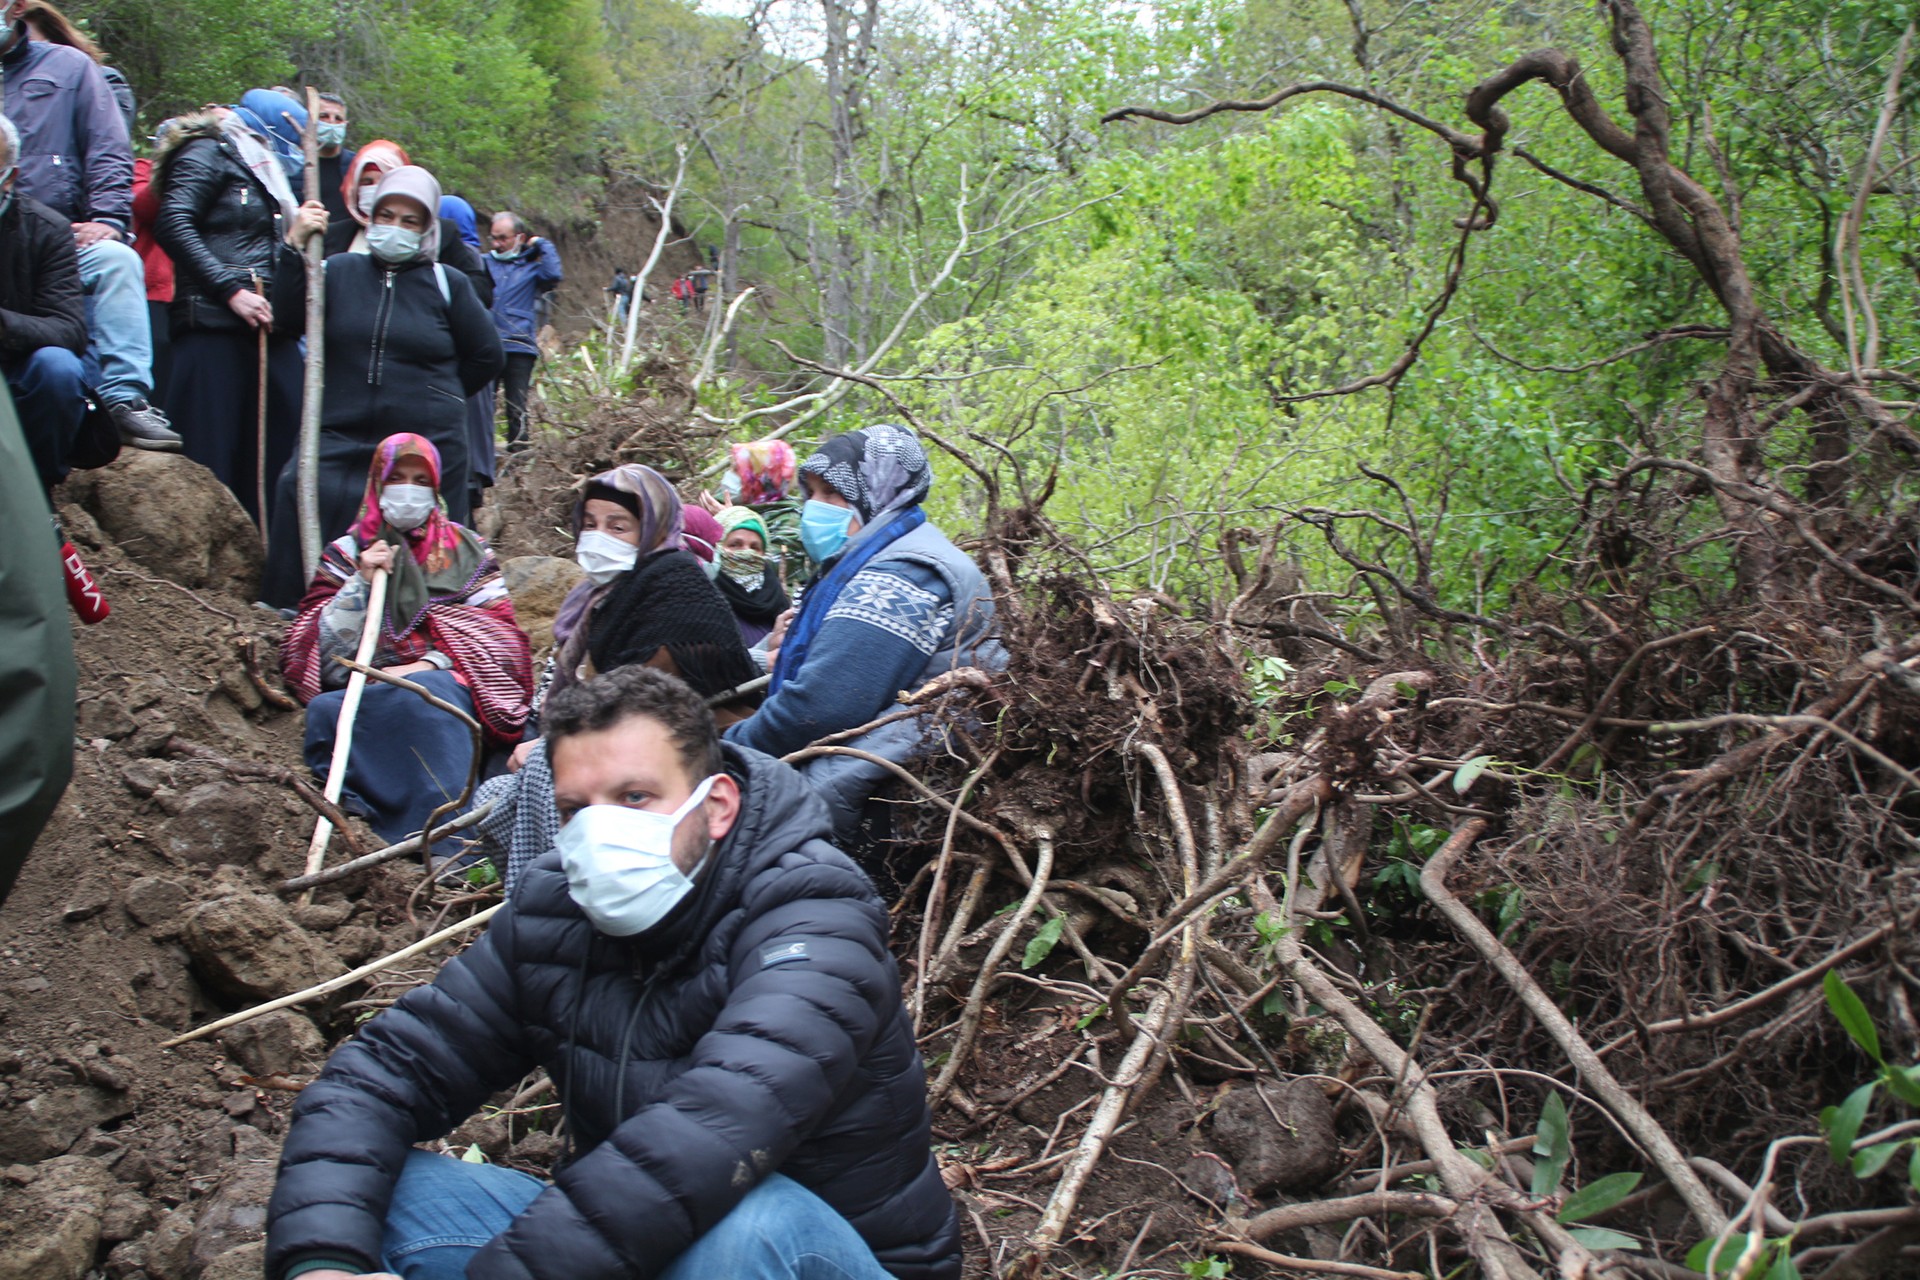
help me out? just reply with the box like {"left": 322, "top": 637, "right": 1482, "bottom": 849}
{"left": 109, "top": 400, "right": 183, "bottom": 451}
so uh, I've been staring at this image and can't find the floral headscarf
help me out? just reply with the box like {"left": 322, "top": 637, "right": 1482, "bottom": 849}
{"left": 343, "top": 140, "right": 410, "bottom": 227}
{"left": 727, "top": 439, "right": 798, "bottom": 505}
{"left": 349, "top": 434, "right": 484, "bottom": 636}
{"left": 798, "top": 423, "right": 932, "bottom": 523}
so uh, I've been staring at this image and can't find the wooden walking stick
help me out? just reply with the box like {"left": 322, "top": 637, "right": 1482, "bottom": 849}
{"left": 301, "top": 566, "right": 390, "bottom": 898}
{"left": 251, "top": 270, "right": 269, "bottom": 540}
{"left": 296, "top": 88, "right": 326, "bottom": 581}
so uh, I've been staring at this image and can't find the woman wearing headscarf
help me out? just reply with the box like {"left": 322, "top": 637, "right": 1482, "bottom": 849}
{"left": 724, "top": 424, "right": 1004, "bottom": 848}
{"left": 260, "top": 165, "right": 503, "bottom": 608}
{"left": 151, "top": 95, "right": 307, "bottom": 522}
{"left": 713, "top": 505, "right": 790, "bottom": 647}
{"left": 439, "top": 193, "right": 501, "bottom": 518}
{"left": 473, "top": 464, "right": 760, "bottom": 893}
{"left": 322, "top": 142, "right": 494, "bottom": 300}
{"left": 281, "top": 434, "right": 532, "bottom": 848}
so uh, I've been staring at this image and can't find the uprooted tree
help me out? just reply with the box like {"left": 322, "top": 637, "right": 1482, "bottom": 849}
{"left": 203, "top": 3, "right": 1920, "bottom": 1276}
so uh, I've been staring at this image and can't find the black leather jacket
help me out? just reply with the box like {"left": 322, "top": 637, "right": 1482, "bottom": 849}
{"left": 153, "top": 122, "right": 287, "bottom": 336}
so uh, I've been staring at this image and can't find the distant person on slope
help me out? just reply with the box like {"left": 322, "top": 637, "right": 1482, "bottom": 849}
{"left": 472, "top": 464, "right": 758, "bottom": 894}
{"left": 485, "top": 211, "right": 561, "bottom": 450}
{"left": 313, "top": 92, "right": 355, "bottom": 222}
{"left": 723, "top": 424, "right": 1004, "bottom": 873}
{"left": 281, "top": 433, "right": 531, "bottom": 850}
{"left": 260, "top": 164, "right": 503, "bottom": 608}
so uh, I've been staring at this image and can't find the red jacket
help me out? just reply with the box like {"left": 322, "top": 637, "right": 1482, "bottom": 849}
{"left": 130, "top": 158, "right": 174, "bottom": 304}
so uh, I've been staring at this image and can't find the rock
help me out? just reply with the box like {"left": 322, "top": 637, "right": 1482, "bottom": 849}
{"left": 1209, "top": 1077, "right": 1340, "bottom": 1196}
{"left": 119, "top": 760, "right": 168, "bottom": 798}
{"left": 511, "top": 1130, "right": 563, "bottom": 1168}
{"left": 502, "top": 555, "right": 584, "bottom": 659}
{"left": 450, "top": 1113, "right": 511, "bottom": 1159}
{"left": 100, "top": 1187, "right": 156, "bottom": 1242}
{"left": 183, "top": 894, "right": 333, "bottom": 1002}
{"left": 103, "top": 1237, "right": 145, "bottom": 1279}
{"left": 217, "top": 1010, "right": 326, "bottom": 1079}
{"left": 1181, "top": 1150, "right": 1242, "bottom": 1211}
{"left": 62, "top": 884, "right": 112, "bottom": 922}
{"left": 124, "top": 878, "right": 191, "bottom": 928}
{"left": 155, "top": 784, "right": 268, "bottom": 868}
{"left": 332, "top": 924, "right": 382, "bottom": 965}
{"left": 143, "top": 1207, "right": 194, "bottom": 1280}
{"left": 0, "top": 1155, "right": 114, "bottom": 1280}
{"left": 290, "top": 900, "right": 352, "bottom": 932}
{"left": 78, "top": 694, "right": 137, "bottom": 741}
{"left": 197, "top": 1241, "right": 266, "bottom": 1280}
{"left": 63, "top": 450, "right": 261, "bottom": 597}
{"left": 0, "top": 1085, "right": 135, "bottom": 1162}
{"left": 186, "top": 1156, "right": 276, "bottom": 1274}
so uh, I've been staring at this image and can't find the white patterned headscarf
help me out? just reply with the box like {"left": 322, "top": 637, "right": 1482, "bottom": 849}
{"left": 799, "top": 423, "right": 932, "bottom": 522}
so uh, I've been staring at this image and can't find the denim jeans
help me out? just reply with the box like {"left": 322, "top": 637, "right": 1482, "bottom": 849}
{"left": 2, "top": 346, "right": 86, "bottom": 489}
{"left": 76, "top": 238, "right": 153, "bottom": 406}
{"left": 381, "top": 1149, "right": 895, "bottom": 1280}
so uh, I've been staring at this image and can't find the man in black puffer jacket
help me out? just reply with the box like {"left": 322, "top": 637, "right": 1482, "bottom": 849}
{"left": 266, "top": 665, "right": 961, "bottom": 1280}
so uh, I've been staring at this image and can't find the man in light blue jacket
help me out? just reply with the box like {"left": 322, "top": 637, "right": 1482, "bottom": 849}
{"left": 484, "top": 210, "right": 562, "bottom": 450}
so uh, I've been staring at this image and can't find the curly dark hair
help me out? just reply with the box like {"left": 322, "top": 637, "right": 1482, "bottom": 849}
{"left": 543, "top": 665, "right": 724, "bottom": 783}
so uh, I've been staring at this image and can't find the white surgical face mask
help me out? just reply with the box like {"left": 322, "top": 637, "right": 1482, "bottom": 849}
{"left": 380, "top": 483, "right": 435, "bottom": 530}
{"left": 556, "top": 776, "right": 718, "bottom": 936}
{"left": 367, "top": 223, "right": 424, "bottom": 264}
{"left": 576, "top": 529, "right": 638, "bottom": 585}
{"left": 357, "top": 185, "right": 378, "bottom": 216}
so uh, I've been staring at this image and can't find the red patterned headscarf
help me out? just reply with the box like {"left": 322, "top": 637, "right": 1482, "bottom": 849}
{"left": 351, "top": 433, "right": 463, "bottom": 570}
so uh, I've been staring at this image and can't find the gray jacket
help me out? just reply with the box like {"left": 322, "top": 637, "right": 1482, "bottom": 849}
{"left": 799, "top": 521, "right": 1006, "bottom": 833}
{"left": 0, "top": 26, "right": 133, "bottom": 231}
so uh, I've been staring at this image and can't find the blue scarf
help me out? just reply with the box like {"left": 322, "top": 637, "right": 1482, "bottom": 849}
{"left": 770, "top": 506, "right": 926, "bottom": 692}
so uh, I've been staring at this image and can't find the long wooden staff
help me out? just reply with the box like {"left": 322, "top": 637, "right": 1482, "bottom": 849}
{"left": 297, "top": 88, "right": 326, "bottom": 580}
{"left": 302, "top": 566, "right": 389, "bottom": 897}
{"left": 251, "top": 269, "right": 268, "bottom": 539}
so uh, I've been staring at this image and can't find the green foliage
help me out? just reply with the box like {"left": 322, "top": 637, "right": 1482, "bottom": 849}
{"left": 1022, "top": 914, "right": 1066, "bottom": 969}
{"left": 1531, "top": 1092, "right": 1572, "bottom": 1196}
{"left": 1180, "top": 1258, "right": 1231, "bottom": 1279}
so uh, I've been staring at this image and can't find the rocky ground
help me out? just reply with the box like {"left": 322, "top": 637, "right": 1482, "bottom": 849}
{"left": 0, "top": 447, "right": 585, "bottom": 1280}
{"left": 0, "top": 396, "right": 1368, "bottom": 1280}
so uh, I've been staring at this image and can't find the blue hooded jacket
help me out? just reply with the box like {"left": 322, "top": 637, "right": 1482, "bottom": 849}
{"left": 439, "top": 194, "right": 481, "bottom": 249}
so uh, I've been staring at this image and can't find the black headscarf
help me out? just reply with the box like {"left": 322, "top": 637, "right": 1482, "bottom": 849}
{"left": 586, "top": 548, "right": 760, "bottom": 700}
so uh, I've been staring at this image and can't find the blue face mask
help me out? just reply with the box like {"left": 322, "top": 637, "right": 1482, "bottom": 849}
{"left": 800, "top": 499, "right": 856, "bottom": 564}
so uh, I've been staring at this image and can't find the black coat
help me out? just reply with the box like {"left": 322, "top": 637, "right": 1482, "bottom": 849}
{"left": 152, "top": 125, "right": 287, "bottom": 335}
{"left": 323, "top": 216, "right": 495, "bottom": 308}
{"left": 259, "top": 248, "right": 505, "bottom": 606}
{"left": 266, "top": 746, "right": 961, "bottom": 1280}
{"left": 269, "top": 246, "right": 503, "bottom": 440}
{"left": 0, "top": 193, "right": 85, "bottom": 357}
